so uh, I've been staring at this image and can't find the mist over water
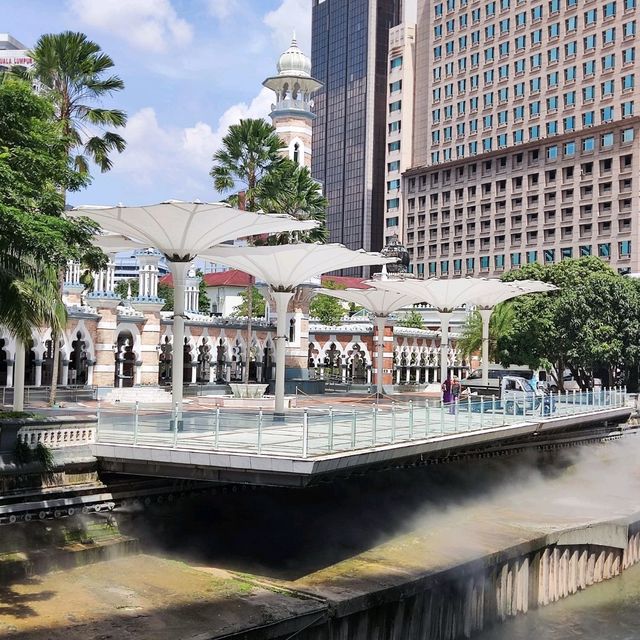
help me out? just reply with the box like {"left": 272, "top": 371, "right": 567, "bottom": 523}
{"left": 117, "top": 433, "right": 640, "bottom": 581}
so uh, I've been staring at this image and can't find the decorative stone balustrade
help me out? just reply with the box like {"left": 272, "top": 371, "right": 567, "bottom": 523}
{"left": 18, "top": 424, "right": 96, "bottom": 449}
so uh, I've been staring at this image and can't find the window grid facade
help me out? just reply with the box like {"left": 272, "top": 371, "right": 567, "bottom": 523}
{"left": 408, "top": 0, "right": 640, "bottom": 276}
{"left": 405, "top": 120, "right": 639, "bottom": 276}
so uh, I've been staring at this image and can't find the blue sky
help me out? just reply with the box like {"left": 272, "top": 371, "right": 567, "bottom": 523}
{"left": 2, "top": 0, "right": 311, "bottom": 205}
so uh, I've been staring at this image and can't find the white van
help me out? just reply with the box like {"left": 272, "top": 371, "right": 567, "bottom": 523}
{"left": 460, "top": 365, "right": 533, "bottom": 395}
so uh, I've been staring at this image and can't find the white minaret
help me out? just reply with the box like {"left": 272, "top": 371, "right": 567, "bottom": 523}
{"left": 262, "top": 34, "right": 322, "bottom": 168}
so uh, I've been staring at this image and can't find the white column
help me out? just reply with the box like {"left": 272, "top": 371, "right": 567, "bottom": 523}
{"left": 170, "top": 261, "right": 189, "bottom": 416}
{"left": 6, "top": 360, "right": 13, "bottom": 388}
{"left": 13, "top": 342, "right": 25, "bottom": 412}
{"left": 439, "top": 311, "right": 453, "bottom": 384}
{"left": 375, "top": 316, "right": 386, "bottom": 396}
{"left": 61, "top": 359, "right": 69, "bottom": 386}
{"left": 479, "top": 308, "right": 493, "bottom": 387}
{"left": 34, "top": 360, "right": 43, "bottom": 387}
{"left": 106, "top": 256, "right": 116, "bottom": 293}
{"left": 86, "top": 361, "right": 94, "bottom": 386}
{"left": 271, "top": 290, "right": 294, "bottom": 415}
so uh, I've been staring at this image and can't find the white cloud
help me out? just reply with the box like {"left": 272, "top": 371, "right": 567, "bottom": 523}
{"left": 206, "top": 0, "right": 238, "bottom": 20}
{"left": 67, "top": 0, "right": 193, "bottom": 52}
{"left": 111, "top": 88, "right": 274, "bottom": 200}
{"left": 263, "top": 0, "right": 312, "bottom": 53}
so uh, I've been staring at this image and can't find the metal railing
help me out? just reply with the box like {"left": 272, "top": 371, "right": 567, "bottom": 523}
{"left": 0, "top": 385, "right": 97, "bottom": 406}
{"left": 95, "top": 388, "right": 629, "bottom": 460}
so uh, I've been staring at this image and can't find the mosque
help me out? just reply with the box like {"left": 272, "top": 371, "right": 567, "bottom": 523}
{"left": 0, "top": 38, "right": 468, "bottom": 399}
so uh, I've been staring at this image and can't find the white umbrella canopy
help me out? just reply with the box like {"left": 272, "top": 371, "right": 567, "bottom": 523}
{"left": 312, "top": 286, "right": 417, "bottom": 317}
{"left": 200, "top": 243, "right": 398, "bottom": 291}
{"left": 71, "top": 201, "right": 318, "bottom": 416}
{"left": 69, "top": 200, "right": 319, "bottom": 260}
{"left": 313, "top": 285, "right": 420, "bottom": 396}
{"left": 91, "top": 233, "right": 147, "bottom": 254}
{"left": 201, "top": 243, "right": 398, "bottom": 413}
{"left": 369, "top": 277, "right": 557, "bottom": 385}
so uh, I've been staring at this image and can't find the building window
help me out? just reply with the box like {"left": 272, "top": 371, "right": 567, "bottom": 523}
{"left": 582, "top": 136, "right": 595, "bottom": 151}
{"left": 390, "top": 56, "right": 403, "bottom": 70}
{"left": 601, "top": 132, "right": 614, "bottom": 147}
{"left": 598, "top": 243, "right": 611, "bottom": 257}
{"left": 547, "top": 145, "right": 558, "bottom": 160}
{"left": 620, "top": 241, "right": 632, "bottom": 257}
{"left": 622, "top": 127, "right": 635, "bottom": 143}
{"left": 389, "top": 100, "right": 402, "bottom": 113}
{"left": 580, "top": 245, "right": 592, "bottom": 256}
{"left": 623, "top": 74, "right": 635, "bottom": 90}
{"left": 602, "top": 54, "right": 616, "bottom": 70}
{"left": 564, "top": 141, "right": 576, "bottom": 156}
{"left": 561, "top": 247, "right": 573, "bottom": 260}
{"left": 527, "top": 250, "right": 538, "bottom": 264}
{"left": 601, "top": 106, "right": 615, "bottom": 122}
{"left": 389, "top": 80, "right": 402, "bottom": 93}
{"left": 603, "top": 1, "right": 616, "bottom": 18}
{"left": 544, "top": 249, "right": 556, "bottom": 263}
{"left": 480, "top": 256, "right": 490, "bottom": 271}
{"left": 622, "top": 101, "right": 634, "bottom": 117}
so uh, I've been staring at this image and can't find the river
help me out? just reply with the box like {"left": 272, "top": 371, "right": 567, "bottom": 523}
{"left": 4, "top": 435, "right": 640, "bottom": 638}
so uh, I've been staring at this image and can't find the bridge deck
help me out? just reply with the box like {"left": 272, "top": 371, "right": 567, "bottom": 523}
{"left": 93, "top": 391, "right": 632, "bottom": 486}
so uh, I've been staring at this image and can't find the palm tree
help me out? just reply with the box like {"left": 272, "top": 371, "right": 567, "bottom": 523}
{"left": 458, "top": 303, "right": 514, "bottom": 363}
{"left": 210, "top": 119, "right": 284, "bottom": 383}
{"left": 26, "top": 31, "right": 127, "bottom": 404}
{"left": 255, "top": 159, "right": 328, "bottom": 244}
{"left": 26, "top": 31, "right": 127, "bottom": 173}
{"left": 210, "top": 118, "right": 284, "bottom": 211}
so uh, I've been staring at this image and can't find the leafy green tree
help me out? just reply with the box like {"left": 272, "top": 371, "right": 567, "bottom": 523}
{"left": 0, "top": 77, "right": 94, "bottom": 343}
{"left": 310, "top": 293, "right": 345, "bottom": 326}
{"left": 255, "top": 158, "right": 328, "bottom": 244}
{"left": 397, "top": 309, "right": 425, "bottom": 329}
{"left": 232, "top": 286, "right": 266, "bottom": 318}
{"left": 115, "top": 278, "right": 174, "bottom": 312}
{"left": 210, "top": 118, "right": 284, "bottom": 383}
{"left": 23, "top": 31, "right": 126, "bottom": 404}
{"left": 210, "top": 118, "right": 284, "bottom": 211}
{"left": 499, "top": 257, "right": 640, "bottom": 389}
{"left": 196, "top": 270, "right": 211, "bottom": 314}
{"left": 458, "top": 303, "right": 514, "bottom": 361}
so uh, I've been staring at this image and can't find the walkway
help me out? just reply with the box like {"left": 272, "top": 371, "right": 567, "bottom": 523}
{"left": 93, "top": 390, "right": 632, "bottom": 486}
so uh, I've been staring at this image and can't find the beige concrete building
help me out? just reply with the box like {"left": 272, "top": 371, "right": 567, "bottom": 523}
{"left": 384, "top": 22, "right": 417, "bottom": 246}
{"left": 405, "top": 0, "right": 640, "bottom": 276}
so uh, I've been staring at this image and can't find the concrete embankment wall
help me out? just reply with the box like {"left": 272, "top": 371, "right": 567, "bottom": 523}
{"left": 253, "top": 518, "right": 640, "bottom": 640}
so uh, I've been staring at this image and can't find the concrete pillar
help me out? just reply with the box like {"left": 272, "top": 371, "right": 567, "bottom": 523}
{"left": 61, "top": 359, "right": 69, "bottom": 386}
{"left": 478, "top": 308, "right": 492, "bottom": 386}
{"left": 439, "top": 311, "right": 452, "bottom": 383}
{"left": 92, "top": 300, "right": 119, "bottom": 387}
{"left": 271, "top": 290, "right": 295, "bottom": 414}
{"left": 169, "top": 261, "right": 189, "bottom": 416}
{"left": 34, "top": 360, "right": 43, "bottom": 387}
{"left": 86, "top": 360, "right": 94, "bottom": 386}
{"left": 13, "top": 342, "right": 25, "bottom": 412}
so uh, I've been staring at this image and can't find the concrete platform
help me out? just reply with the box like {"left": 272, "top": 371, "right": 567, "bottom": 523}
{"left": 93, "top": 406, "right": 632, "bottom": 487}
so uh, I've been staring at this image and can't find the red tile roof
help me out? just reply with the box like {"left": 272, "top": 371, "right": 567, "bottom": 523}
{"left": 159, "top": 272, "right": 368, "bottom": 289}
{"left": 159, "top": 270, "right": 252, "bottom": 287}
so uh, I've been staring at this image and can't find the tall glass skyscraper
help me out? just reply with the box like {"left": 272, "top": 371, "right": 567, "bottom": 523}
{"left": 311, "top": 0, "right": 402, "bottom": 271}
